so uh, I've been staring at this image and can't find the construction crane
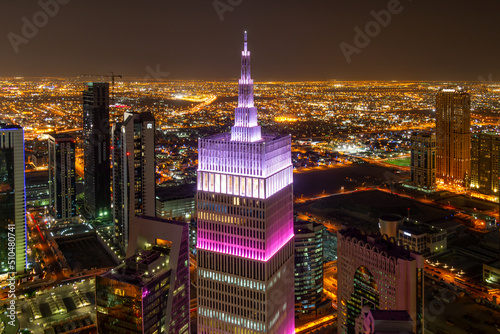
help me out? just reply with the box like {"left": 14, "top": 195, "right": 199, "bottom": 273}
{"left": 107, "top": 71, "right": 122, "bottom": 96}
{"left": 77, "top": 71, "right": 122, "bottom": 104}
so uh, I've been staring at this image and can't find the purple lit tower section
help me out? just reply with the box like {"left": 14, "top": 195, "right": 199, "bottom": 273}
{"left": 197, "top": 32, "right": 295, "bottom": 333}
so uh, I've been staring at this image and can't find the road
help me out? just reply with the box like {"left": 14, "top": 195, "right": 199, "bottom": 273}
{"left": 295, "top": 212, "right": 341, "bottom": 234}
{"left": 323, "top": 262, "right": 338, "bottom": 308}
{"left": 295, "top": 314, "right": 337, "bottom": 334}
{"left": 425, "top": 261, "right": 499, "bottom": 302}
{"left": 1, "top": 210, "right": 70, "bottom": 301}
{"left": 27, "top": 211, "right": 67, "bottom": 282}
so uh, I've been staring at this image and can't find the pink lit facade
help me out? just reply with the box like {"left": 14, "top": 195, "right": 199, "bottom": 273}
{"left": 197, "top": 32, "right": 295, "bottom": 333}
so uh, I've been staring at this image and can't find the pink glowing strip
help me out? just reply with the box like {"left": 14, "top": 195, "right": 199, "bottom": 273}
{"left": 197, "top": 234, "right": 294, "bottom": 262}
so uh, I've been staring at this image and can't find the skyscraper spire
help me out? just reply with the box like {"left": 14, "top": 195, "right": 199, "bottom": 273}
{"left": 197, "top": 32, "right": 295, "bottom": 334}
{"left": 231, "top": 31, "right": 262, "bottom": 142}
{"left": 244, "top": 30, "right": 247, "bottom": 51}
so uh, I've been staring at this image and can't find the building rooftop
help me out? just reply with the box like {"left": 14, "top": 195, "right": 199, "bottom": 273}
{"left": 429, "top": 219, "right": 462, "bottom": 230}
{"left": 370, "top": 309, "right": 412, "bottom": 322}
{"left": 123, "top": 111, "right": 155, "bottom": 125}
{"left": 400, "top": 225, "right": 426, "bottom": 236}
{"left": 202, "top": 131, "right": 289, "bottom": 144}
{"left": 102, "top": 246, "right": 172, "bottom": 288}
{"left": 156, "top": 184, "right": 196, "bottom": 201}
{"left": 339, "top": 227, "right": 418, "bottom": 261}
{"left": 48, "top": 133, "right": 74, "bottom": 140}
{"left": 0, "top": 123, "right": 22, "bottom": 130}
{"left": 486, "top": 260, "right": 500, "bottom": 269}
{"left": 379, "top": 214, "right": 404, "bottom": 222}
{"left": 400, "top": 222, "right": 444, "bottom": 236}
{"left": 294, "top": 219, "right": 323, "bottom": 235}
{"left": 57, "top": 233, "right": 118, "bottom": 271}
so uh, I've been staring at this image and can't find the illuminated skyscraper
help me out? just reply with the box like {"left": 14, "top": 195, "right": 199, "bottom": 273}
{"left": 435, "top": 88, "right": 471, "bottom": 189}
{"left": 112, "top": 112, "right": 155, "bottom": 256}
{"left": 294, "top": 219, "right": 324, "bottom": 316}
{"left": 48, "top": 134, "right": 76, "bottom": 221}
{"left": 410, "top": 132, "right": 436, "bottom": 191}
{"left": 337, "top": 228, "right": 424, "bottom": 334}
{"left": 197, "top": 32, "right": 295, "bottom": 333}
{"left": 83, "top": 82, "right": 111, "bottom": 220}
{"left": 0, "top": 124, "right": 26, "bottom": 274}
{"left": 96, "top": 216, "right": 190, "bottom": 334}
{"left": 470, "top": 132, "right": 500, "bottom": 196}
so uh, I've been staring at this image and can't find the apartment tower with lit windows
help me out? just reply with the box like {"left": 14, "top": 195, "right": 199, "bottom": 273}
{"left": 470, "top": 132, "right": 500, "bottom": 196}
{"left": 410, "top": 132, "right": 436, "bottom": 191}
{"left": 83, "top": 82, "right": 111, "bottom": 220}
{"left": 111, "top": 112, "right": 155, "bottom": 256}
{"left": 48, "top": 134, "right": 76, "bottom": 222}
{"left": 435, "top": 88, "right": 471, "bottom": 190}
{"left": 196, "top": 32, "right": 295, "bottom": 333}
{"left": 0, "top": 124, "right": 26, "bottom": 274}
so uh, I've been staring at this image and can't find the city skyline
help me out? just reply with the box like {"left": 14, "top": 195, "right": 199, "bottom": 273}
{"left": 1, "top": 1, "right": 500, "bottom": 80}
{"left": 2, "top": 16, "right": 500, "bottom": 333}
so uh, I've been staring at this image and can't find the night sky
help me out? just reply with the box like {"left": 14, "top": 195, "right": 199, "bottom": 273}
{"left": 1, "top": 0, "right": 500, "bottom": 81}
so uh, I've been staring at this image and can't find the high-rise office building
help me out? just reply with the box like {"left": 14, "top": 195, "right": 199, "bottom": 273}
{"left": 410, "top": 132, "right": 436, "bottom": 191}
{"left": 294, "top": 219, "right": 324, "bottom": 315}
{"left": 83, "top": 82, "right": 111, "bottom": 220}
{"left": 112, "top": 112, "right": 155, "bottom": 255}
{"left": 48, "top": 134, "right": 76, "bottom": 221}
{"left": 197, "top": 32, "right": 295, "bottom": 333}
{"left": 337, "top": 228, "right": 424, "bottom": 334}
{"left": 435, "top": 88, "right": 471, "bottom": 189}
{"left": 470, "top": 132, "right": 500, "bottom": 196}
{"left": 96, "top": 216, "right": 190, "bottom": 334}
{"left": 0, "top": 124, "right": 26, "bottom": 274}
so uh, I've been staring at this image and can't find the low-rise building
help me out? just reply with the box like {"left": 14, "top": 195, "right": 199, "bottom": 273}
{"left": 398, "top": 223, "right": 447, "bottom": 255}
{"left": 484, "top": 261, "right": 500, "bottom": 285}
{"left": 156, "top": 184, "right": 196, "bottom": 222}
{"left": 356, "top": 308, "right": 414, "bottom": 334}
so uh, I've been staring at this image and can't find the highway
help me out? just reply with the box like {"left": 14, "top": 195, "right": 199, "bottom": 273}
{"left": 295, "top": 314, "right": 336, "bottom": 334}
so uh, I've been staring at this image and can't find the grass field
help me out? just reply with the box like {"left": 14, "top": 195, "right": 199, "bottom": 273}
{"left": 385, "top": 157, "right": 411, "bottom": 167}
{"left": 0, "top": 313, "right": 20, "bottom": 334}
